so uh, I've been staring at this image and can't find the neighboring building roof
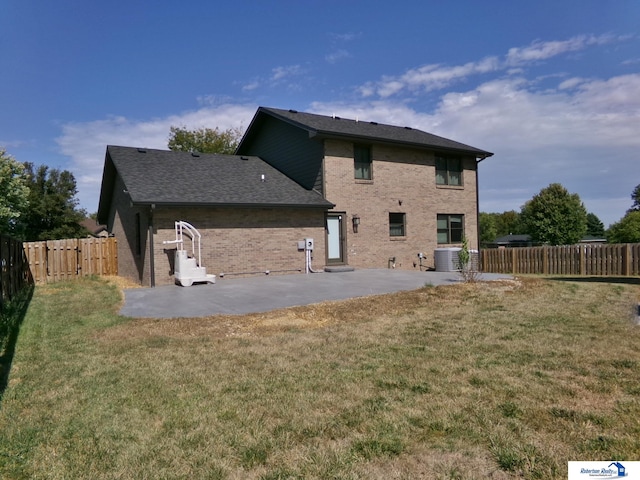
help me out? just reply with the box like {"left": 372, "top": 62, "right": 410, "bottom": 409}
{"left": 80, "top": 218, "right": 108, "bottom": 236}
{"left": 237, "top": 106, "right": 493, "bottom": 159}
{"left": 579, "top": 235, "right": 607, "bottom": 244}
{"left": 494, "top": 234, "right": 532, "bottom": 244}
{"left": 97, "top": 146, "right": 333, "bottom": 222}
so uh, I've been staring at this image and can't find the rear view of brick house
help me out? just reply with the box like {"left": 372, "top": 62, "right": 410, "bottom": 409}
{"left": 97, "top": 106, "right": 492, "bottom": 286}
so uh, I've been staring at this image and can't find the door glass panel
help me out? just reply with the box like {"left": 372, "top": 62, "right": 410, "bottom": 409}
{"left": 327, "top": 216, "right": 341, "bottom": 260}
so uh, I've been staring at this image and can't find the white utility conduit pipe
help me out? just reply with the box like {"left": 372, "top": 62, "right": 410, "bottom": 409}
{"left": 306, "top": 248, "right": 323, "bottom": 274}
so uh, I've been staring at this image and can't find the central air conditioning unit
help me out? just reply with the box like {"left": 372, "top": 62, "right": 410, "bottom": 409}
{"left": 434, "top": 248, "right": 462, "bottom": 272}
{"left": 434, "top": 247, "right": 479, "bottom": 272}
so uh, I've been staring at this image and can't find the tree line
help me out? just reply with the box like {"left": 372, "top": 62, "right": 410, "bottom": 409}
{"left": 480, "top": 183, "right": 640, "bottom": 246}
{"left": 0, "top": 149, "right": 88, "bottom": 241}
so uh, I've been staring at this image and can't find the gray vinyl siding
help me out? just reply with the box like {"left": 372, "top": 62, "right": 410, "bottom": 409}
{"left": 240, "top": 117, "right": 324, "bottom": 193}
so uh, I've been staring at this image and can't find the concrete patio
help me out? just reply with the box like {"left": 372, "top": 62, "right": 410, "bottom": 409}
{"left": 120, "top": 269, "right": 511, "bottom": 319}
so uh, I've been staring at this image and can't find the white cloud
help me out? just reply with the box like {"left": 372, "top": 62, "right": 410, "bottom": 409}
{"left": 56, "top": 103, "right": 256, "bottom": 212}
{"left": 325, "top": 49, "right": 350, "bottom": 64}
{"left": 505, "top": 34, "right": 619, "bottom": 65}
{"left": 360, "top": 34, "right": 626, "bottom": 99}
{"left": 558, "top": 77, "right": 585, "bottom": 90}
{"left": 242, "top": 81, "right": 260, "bottom": 92}
{"left": 238, "top": 65, "right": 306, "bottom": 93}
{"left": 328, "top": 32, "right": 361, "bottom": 42}
{"left": 403, "top": 57, "right": 501, "bottom": 93}
{"left": 507, "top": 35, "right": 591, "bottom": 65}
{"left": 325, "top": 31, "right": 360, "bottom": 64}
{"left": 271, "top": 65, "right": 303, "bottom": 81}
{"left": 366, "top": 58, "right": 501, "bottom": 98}
{"left": 0, "top": 139, "right": 29, "bottom": 149}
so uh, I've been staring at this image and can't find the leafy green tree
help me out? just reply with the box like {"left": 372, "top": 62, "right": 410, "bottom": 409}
{"left": 520, "top": 183, "right": 588, "bottom": 245}
{"left": 479, "top": 210, "right": 523, "bottom": 244}
{"left": 495, "top": 210, "right": 522, "bottom": 237}
{"left": 607, "top": 211, "right": 640, "bottom": 244}
{"left": 21, "top": 163, "right": 87, "bottom": 241}
{"left": 168, "top": 126, "right": 242, "bottom": 154}
{"left": 585, "top": 212, "right": 605, "bottom": 238}
{"left": 479, "top": 212, "right": 497, "bottom": 245}
{"left": 0, "top": 148, "right": 29, "bottom": 236}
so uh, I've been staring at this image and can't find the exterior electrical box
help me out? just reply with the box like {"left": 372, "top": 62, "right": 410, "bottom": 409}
{"left": 305, "top": 238, "right": 314, "bottom": 251}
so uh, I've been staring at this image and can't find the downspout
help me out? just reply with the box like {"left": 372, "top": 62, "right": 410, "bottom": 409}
{"left": 475, "top": 153, "right": 493, "bottom": 255}
{"left": 148, "top": 204, "right": 156, "bottom": 288}
{"left": 475, "top": 159, "right": 481, "bottom": 252}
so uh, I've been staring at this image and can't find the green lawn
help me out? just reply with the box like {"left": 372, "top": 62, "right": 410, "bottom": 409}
{"left": 0, "top": 276, "right": 639, "bottom": 479}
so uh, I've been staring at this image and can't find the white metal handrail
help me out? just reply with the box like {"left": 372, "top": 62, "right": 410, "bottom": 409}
{"left": 162, "top": 221, "right": 202, "bottom": 267}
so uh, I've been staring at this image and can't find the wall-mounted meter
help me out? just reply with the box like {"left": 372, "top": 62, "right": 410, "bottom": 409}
{"left": 305, "top": 238, "right": 314, "bottom": 251}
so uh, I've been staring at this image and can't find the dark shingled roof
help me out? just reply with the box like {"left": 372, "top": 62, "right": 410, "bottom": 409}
{"left": 97, "top": 146, "right": 333, "bottom": 221}
{"left": 238, "top": 107, "right": 493, "bottom": 158}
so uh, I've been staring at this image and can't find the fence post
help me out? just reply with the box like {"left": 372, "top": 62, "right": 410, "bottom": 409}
{"left": 0, "top": 234, "right": 33, "bottom": 310}
{"left": 622, "top": 244, "right": 631, "bottom": 276}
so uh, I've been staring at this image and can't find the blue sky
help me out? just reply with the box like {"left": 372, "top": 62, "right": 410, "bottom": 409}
{"left": 2, "top": 1, "right": 639, "bottom": 227}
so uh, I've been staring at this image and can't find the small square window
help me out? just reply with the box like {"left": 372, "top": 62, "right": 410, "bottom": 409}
{"left": 437, "top": 214, "right": 464, "bottom": 244}
{"left": 389, "top": 212, "right": 406, "bottom": 237}
{"left": 435, "top": 156, "right": 462, "bottom": 186}
{"left": 354, "top": 144, "right": 372, "bottom": 180}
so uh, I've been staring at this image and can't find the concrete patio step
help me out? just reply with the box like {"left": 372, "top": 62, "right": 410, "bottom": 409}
{"left": 324, "top": 266, "right": 356, "bottom": 273}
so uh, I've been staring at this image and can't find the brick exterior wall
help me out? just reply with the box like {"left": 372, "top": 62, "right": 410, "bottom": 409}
{"left": 150, "top": 206, "right": 326, "bottom": 286}
{"left": 109, "top": 188, "right": 327, "bottom": 287}
{"left": 107, "top": 175, "right": 151, "bottom": 285}
{"left": 323, "top": 139, "right": 479, "bottom": 271}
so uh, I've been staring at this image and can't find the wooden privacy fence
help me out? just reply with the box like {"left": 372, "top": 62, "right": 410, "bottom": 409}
{"left": 481, "top": 243, "right": 640, "bottom": 276}
{"left": 23, "top": 237, "right": 118, "bottom": 284}
{"left": 1, "top": 234, "right": 32, "bottom": 309}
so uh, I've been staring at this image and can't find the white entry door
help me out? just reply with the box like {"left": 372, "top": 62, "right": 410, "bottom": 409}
{"left": 326, "top": 213, "right": 344, "bottom": 264}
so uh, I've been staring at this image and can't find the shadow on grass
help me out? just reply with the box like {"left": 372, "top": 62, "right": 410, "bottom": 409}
{"left": 0, "top": 285, "right": 34, "bottom": 402}
{"left": 545, "top": 276, "right": 640, "bottom": 286}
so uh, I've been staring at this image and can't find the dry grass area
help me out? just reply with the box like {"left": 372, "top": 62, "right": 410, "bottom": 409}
{"left": 101, "top": 279, "right": 523, "bottom": 340}
{"left": 1, "top": 275, "right": 639, "bottom": 479}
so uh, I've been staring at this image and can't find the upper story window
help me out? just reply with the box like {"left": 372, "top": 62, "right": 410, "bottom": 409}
{"left": 354, "top": 144, "right": 372, "bottom": 180}
{"left": 389, "top": 213, "right": 406, "bottom": 237}
{"left": 435, "top": 155, "right": 462, "bottom": 186}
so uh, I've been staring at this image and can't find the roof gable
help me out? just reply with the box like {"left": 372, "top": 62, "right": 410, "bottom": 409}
{"left": 238, "top": 107, "right": 493, "bottom": 158}
{"left": 97, "top": 146, "right": 333, "bottom": 221}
